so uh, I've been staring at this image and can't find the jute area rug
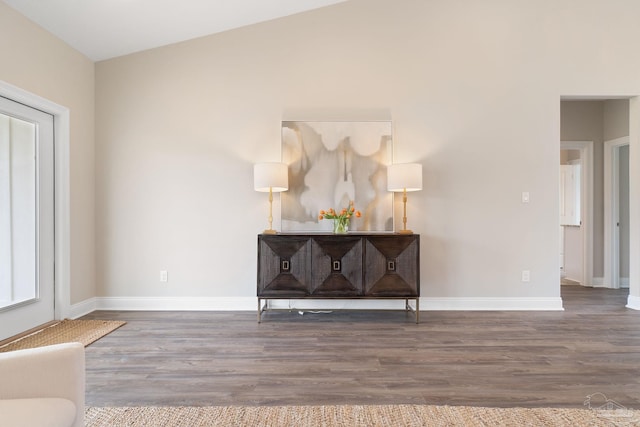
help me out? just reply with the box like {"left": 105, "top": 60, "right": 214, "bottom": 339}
{"left": 0, "top": 319, "right": 125, "bottom": 352}
{"left": 85, "top": 404, "right": 640, "bottom": 426}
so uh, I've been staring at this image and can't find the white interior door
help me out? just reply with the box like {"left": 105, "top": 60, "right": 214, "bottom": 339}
{"left": 0, "top": 96, "right": 55, "bottom": 341}
{"left": 560, "top": 156, "right": 584, "bottom": 284}
{"left": 560, "top": 164, "right": 581, "bottom": 226}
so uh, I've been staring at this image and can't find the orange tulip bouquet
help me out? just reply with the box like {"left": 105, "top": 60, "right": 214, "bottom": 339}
{"left": 318, "top": 201, "right": 361, "bottom": 234}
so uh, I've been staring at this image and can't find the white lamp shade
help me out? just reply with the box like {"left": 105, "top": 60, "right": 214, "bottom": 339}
{"left": 254, "top": 162, "right": 288, "bottom": 192}
{"left": 387, "top": 163, "right": 423, "bottom": 192}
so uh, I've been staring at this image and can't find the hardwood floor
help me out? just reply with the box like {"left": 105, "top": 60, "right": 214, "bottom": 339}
{"left": 82, "top": 286, "right": 640, "bottom": 408}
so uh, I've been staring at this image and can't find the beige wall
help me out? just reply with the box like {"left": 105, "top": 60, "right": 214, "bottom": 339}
{"left": 605, "top": 99, "right": 630, "bottom": 141}
{"left": 2, "top": 0, "right": 639, "bottom": 310}
{"left": 93, "top": 0, "right": 640, "bottom": 303}
{"left": 0, "top": 2, "right": 95, "bottom": 303}
{"left": 560, "top": 149, "right": 580, "bottom": 165}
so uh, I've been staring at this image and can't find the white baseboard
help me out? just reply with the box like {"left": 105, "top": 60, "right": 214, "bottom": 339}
{"left": 590, "top": 277, "right": 629, "bottom": 289}
{"left": 627, "top": 295, "right": 640, "bottom": 310}
{"left": 95, "top": 297, "right": 257, "bottom": 311}
{"left": 591, "top": 277, "right": 604, "bottom": 287}
{"left": 421, "top": 297, "right": 564, "bottom": 311}
{"left": 69, "top": 297, "right": 97, "bottom": 319}
{"left": 68, "top": 296, "right": 565, "bottom": 312}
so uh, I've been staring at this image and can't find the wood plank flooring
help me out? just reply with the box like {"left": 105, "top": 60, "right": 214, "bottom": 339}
{"left": 82, "top": 286, "right": 640, "bottom": 408}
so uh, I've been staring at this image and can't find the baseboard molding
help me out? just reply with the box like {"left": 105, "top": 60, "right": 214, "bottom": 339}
{"left": 69, "top": 297, "right": 97, "bottom": 319}
{"left": 626, "top": 295, "right": 640, "bottom": 310}
{"left": 67, "top": 296, "right": 566, "bottom": 312}
{"left": 590, "top": 277, "right": 629, "bottom": 289}
{"left": 591, "top": 277, "right": 604, "bottom": 287}
{"left": 421, "top": 297, "right": 564, "bottom": 311}
{"left": 95, "top": 297, "right": 258, "bottom": 311}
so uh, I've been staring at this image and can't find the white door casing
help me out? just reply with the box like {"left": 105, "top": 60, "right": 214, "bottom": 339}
{"left": 604, "top": 136, "right": 630, "bottom": 290}
{"left": 0, "top": 80, "right": 71, "bottom": 340}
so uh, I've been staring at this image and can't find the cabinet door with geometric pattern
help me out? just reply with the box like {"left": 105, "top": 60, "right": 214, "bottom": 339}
{"left": 258, "top": 235, "right": 311, "bottom": 297}
{"left": 310, "top": 236, "right": 363, "bottom": 297}
{"left": 364, "top": 235, "right": 419, "bottom": 297}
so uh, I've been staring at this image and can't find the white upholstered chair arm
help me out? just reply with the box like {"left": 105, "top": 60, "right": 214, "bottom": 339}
{"left": 0, "top": 342, "right": 85, "bottom": 427}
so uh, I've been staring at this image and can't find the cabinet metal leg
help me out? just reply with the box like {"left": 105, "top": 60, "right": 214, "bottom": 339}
{"left": 405, "top": 298, "right": 420, "bottom": 323}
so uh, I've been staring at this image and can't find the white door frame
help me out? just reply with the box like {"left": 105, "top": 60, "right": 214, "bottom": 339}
{"left": 628, "top": 97, "right": 640, "bottom": 309}
{"left": 0, "top": 80, "right": 71, "bottom": 320}
{"left": 560, "top": 141, "right": 593, "bottom": 287}
{"left": 604, "top": 136, "right": 630, "bottom": 289}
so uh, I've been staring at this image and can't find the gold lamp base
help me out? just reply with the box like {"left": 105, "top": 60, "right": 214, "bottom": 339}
{"left": 397, "top": 189, "right": 415, "bottom": 235}
{"left": 261, "top": 187, "right": 278, "bottom": 235}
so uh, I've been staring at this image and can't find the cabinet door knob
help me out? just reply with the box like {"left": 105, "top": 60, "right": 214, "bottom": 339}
{"left": 281, "top": 260, "right": 290, "bottom": 272}
{"left": 332, "top": 260, "right": 341, "bottom": 271}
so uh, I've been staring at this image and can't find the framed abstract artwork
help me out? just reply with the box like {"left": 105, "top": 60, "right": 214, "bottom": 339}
{"left": 281, "top": 121, "right": 393, "bottom": 232}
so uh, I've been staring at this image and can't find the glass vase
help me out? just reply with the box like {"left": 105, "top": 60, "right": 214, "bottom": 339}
{"left": 333, "top": 218, "right": 349, "bottom": 234}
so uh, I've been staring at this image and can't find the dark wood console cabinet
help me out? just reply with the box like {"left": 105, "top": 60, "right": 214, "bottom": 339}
{"left": 257, "top": 233, "right": 420, "bottom": 322}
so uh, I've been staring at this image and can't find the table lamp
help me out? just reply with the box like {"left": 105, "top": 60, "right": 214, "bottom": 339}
{"left": 387, "top": 163, "right": 422, "bottom": 234}
{"left": 254, "top": 162, "right": 288, "bottom": 234}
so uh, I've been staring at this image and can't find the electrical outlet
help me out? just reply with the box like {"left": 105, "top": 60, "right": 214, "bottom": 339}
{"left": 521, "top": 270, "right": 530, "bottom": 282}
{"left": 160, "top": 270, "right": 168, "bottom": 282}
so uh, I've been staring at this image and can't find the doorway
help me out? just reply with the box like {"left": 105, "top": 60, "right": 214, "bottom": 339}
{"left": 560, "top": 98, "right": 634, "bottom": 308}
{"left": 0, "top": 95, "right": 55, "bottom": 340}
{"left": 559, "top": 141, "right": 593, "bottom": 287}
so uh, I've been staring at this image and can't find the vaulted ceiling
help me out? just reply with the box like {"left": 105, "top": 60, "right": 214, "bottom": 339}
{"left": 2, "top": 0, "right": 348, "bottom": 61}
